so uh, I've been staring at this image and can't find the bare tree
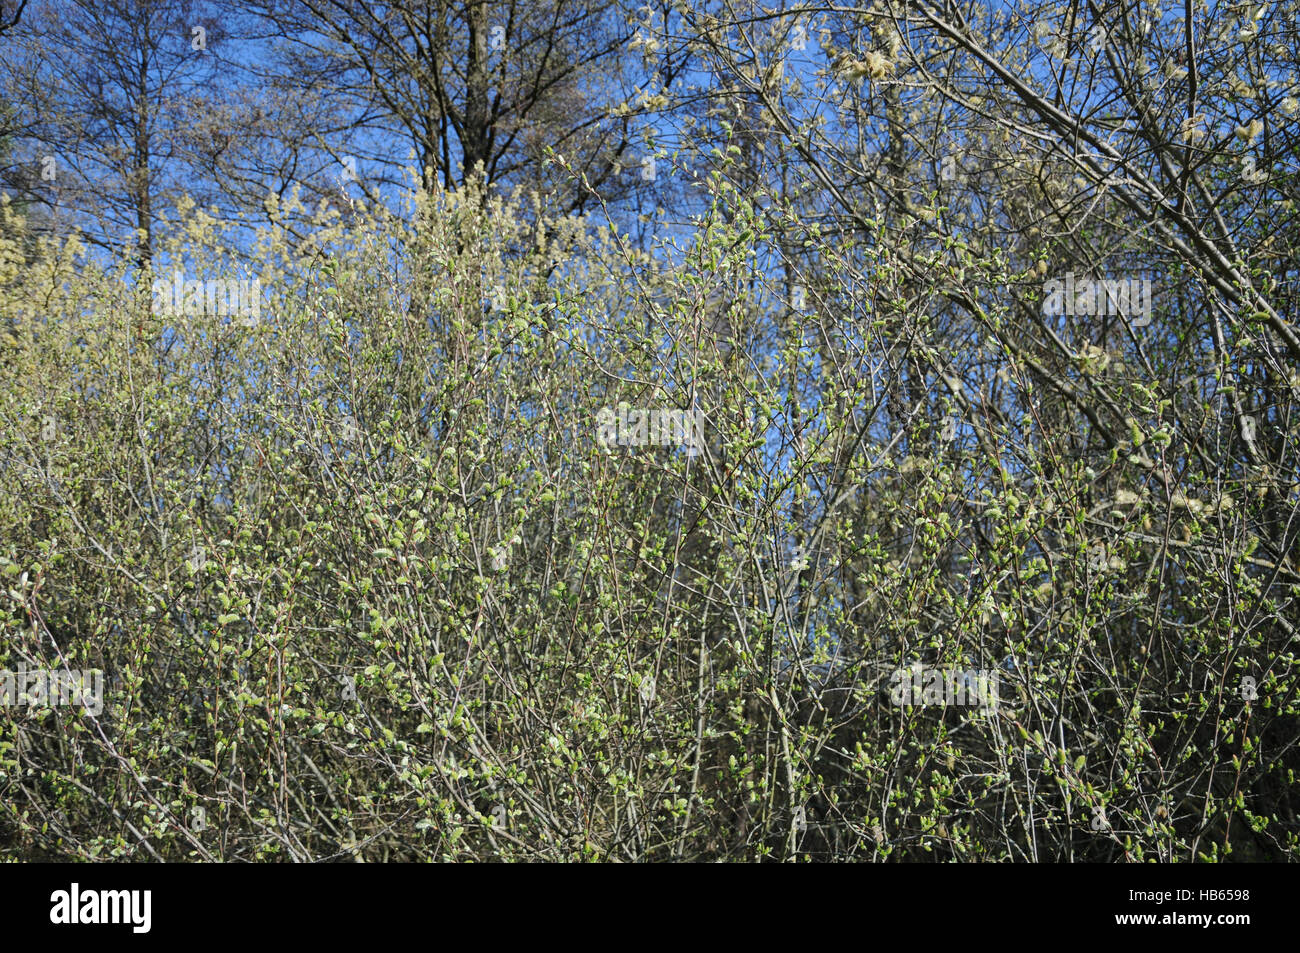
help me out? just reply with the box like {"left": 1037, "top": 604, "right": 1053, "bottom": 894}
{"left": 0, "top": 0, "right": 225, "bottom": 266}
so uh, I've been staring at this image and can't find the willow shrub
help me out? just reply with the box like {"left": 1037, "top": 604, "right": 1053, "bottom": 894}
{"left": 1, "top": 172, "right": 1296, "bottom": 861}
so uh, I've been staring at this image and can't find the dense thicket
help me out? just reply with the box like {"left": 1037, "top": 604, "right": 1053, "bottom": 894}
{"left": 1, "top": 0, "right": 1298, "bottom": 861}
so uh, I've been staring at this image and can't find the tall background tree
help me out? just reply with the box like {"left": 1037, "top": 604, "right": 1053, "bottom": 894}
{"left": 0, "top": 0, "right": 228, "bottom": 267}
